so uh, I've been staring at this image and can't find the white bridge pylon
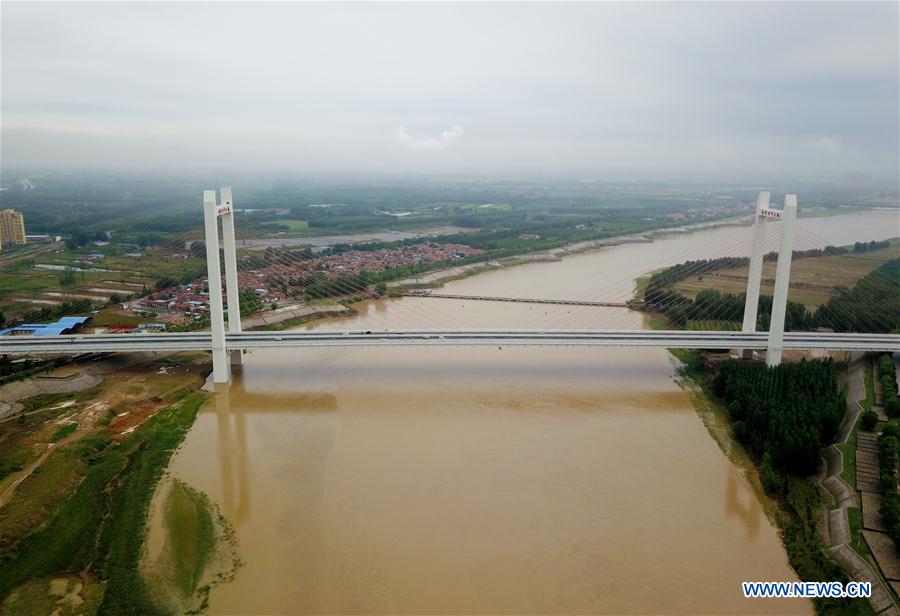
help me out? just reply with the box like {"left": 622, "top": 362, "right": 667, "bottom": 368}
{"left": 201, "top": 189, "right": 799, "bottom": 383}
{"left": 203, "top": 187, "right": 242, "bottom": 384}
{"left": 740, "top": 191, "right": 798, "bottom": 366}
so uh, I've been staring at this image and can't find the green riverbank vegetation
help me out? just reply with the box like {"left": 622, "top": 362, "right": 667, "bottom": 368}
{"left": 877, "top": 354, "right": 900, "bottom": 417}
{"left": 677, "top": 353, "right": 873, "bottom": 614}
{"left": 874, "top": 353, "right": 900, "bottom": 554}
{"left": 879, "top": 423, "right": 900, "bottom": 554}
{"left": 713, "top": 359, "right": 845, "bottom": 476}
{"left": 642, "top": 254, "right": 900, "bottom": 334}
{"left": 0, "top": 391, "right": 208, "bottom": 614}
{"left": 141, "top": 478, "right": 241, "bottom": 614}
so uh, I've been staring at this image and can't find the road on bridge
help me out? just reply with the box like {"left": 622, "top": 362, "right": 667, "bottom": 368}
{"left": 2, "top": 330, "right": 897, "bottom": 354}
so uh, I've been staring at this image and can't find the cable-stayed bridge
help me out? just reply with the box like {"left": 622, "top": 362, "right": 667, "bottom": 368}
{"left": 1, "top": 188, "right": 897, "bottom": 382}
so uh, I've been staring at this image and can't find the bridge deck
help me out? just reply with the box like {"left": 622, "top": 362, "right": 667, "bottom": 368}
{"left": 403, "top": 292, "right": 631, "bottom": 308}
{"left": 2, "top": 330, "right": 897, "bottom": 354}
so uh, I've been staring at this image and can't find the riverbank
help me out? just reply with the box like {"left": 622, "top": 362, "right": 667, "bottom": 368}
{"left": 0, "top": 353, "right": 217, "bottom": 614}
{"left": 236, "top": 235, "right": 642, "bottom": 330}
{"left": 241, "top": 300, "right": 349, "bottom": 330}
{"left": 670, "top": 348, "right": 880, "bottom": 613}
{"left": 659, "top": 327, "right": 897, "bottom": 614}
{"left": 384, "top": 215, "right": 749, "bottom": 293}
{"left": 382, "top": 210, "right": 897, "bottom": 309}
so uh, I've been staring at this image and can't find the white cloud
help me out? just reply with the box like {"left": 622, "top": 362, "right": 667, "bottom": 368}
{"left": 395, "top": 125, "right": 464, "bottom": 151}
{"left": 811, "top": 136, "right": 844, "bottom": 154}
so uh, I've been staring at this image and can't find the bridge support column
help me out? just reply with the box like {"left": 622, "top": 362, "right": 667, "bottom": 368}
{"left": 740, "top": 191, "right": 770, "bottom": 359}
{"left": 766, "top": 194, "right": 798, "bottom": 367}
{"left": 219, "top": 187, "right": 243, "bottom": 366}
{"left": 203, "top": 190, "right": 230, "bottom": 384}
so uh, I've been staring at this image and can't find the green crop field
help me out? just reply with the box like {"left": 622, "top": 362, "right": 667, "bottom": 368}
{"left": 278, "top": 219, "right": 309, "bottom": 230}
{"left": 673, "top": 240, "right": 900, "bottom": 309}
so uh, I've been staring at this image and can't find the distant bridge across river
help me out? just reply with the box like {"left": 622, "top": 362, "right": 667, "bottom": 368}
{"left": 403, "top": 292, "right": 631, "bottom": 308}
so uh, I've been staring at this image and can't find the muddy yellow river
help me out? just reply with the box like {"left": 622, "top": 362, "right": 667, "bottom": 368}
{"left": 156, "top": 210, "right": 897, "bottom": 614}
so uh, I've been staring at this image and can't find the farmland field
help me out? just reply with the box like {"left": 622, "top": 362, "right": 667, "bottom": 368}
{"left": 672, "top": 239, "right": 900, "bottom": 309}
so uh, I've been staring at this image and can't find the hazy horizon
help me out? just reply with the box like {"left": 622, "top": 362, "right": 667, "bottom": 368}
{"left": 2, "top": 2, "right": 898, "bottom": 180}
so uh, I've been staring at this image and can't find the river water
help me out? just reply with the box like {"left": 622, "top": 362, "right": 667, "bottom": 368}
{"left": 159, "top": 210, "right": 898, "bottom": 614}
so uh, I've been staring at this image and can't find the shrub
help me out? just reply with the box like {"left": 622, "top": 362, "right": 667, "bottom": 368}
{"left": 861, "top": 410, "right": 879, "bottom": 432}
{"left": 879, "top": 432, "right": 900, "bottom": 552}
{"left": 877, "top": 354, "right": 899, "bottom": 418}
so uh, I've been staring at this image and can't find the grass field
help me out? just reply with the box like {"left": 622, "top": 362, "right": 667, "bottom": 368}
{"left": 837, "top": 438, "right": 857, "bottom": 490}
{"left": 0, "top": 574, "right": 106, "bottom": 616}
{"left": 164, "top": 480, "right": 215, "bottom": 600}
{"left": 0, "top": 445, "right": 86, "bottom": 550}
{"left": 89, "top": 311, "right": 148, "bottom": 326}
{"left": 0, "top": 390, "right": 208, "bottom": 613}
{"left": 0, "top": 361, "right": 200, "bottom": 509}
{"left": 673, "top": 240, "right": 900, "bottom": 309}
{"left": 50, "top": 422, "right": 77, "bottom": 442}
{"left": 864, "top": 359, "right": 876, "bottom": 412}
{"left": 277, "top": 219, "right": 309, "bottom": 230}
{"left": 847, "top": 506, "right": 870, "bottom": 559}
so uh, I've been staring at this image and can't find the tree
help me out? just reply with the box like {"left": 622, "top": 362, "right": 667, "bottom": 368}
{"left": 760, "top": 452, "right": 783, "bottom": 495}
{"left": 861, "top": 410, "right": 879, "bottom": 432}
{"left": 65, "top": 230, "right": 90, "bottom": 250}
{"left": 133, "top": 232, "right": 166, "bottom": 248}
{"left": 239, "top": 290, "right": 263, "bottom": 316}
{"left": 59, "top": 269, "right": 76, "bottom": 287}
{"left": 155, "top": 277, "right": 178, "bottom": 290}
{"left": 814, "top": 260, "right": 900, "bottom": 333}
{"left": 714, "top": 358, "right": 844, "bottom": 476}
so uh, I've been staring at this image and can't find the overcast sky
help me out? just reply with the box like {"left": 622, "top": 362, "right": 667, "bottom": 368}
{"left": 2, "top": 1, "right": 898, "bottom": 179}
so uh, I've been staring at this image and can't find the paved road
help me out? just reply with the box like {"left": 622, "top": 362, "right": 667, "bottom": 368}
{"left": 3, "top": 330, "right": 898, "bottom": 354}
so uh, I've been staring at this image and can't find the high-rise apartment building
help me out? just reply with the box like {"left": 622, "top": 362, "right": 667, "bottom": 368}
{"left": 0, "top": 209, "right": 27, "bottom": 249}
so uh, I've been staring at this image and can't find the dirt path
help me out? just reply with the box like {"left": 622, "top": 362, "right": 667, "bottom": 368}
{"left": 0, "top": 353, "right": 202, "bottom": 510}
{"left": 0, "top": 429, "right": 85, "bottom": 509}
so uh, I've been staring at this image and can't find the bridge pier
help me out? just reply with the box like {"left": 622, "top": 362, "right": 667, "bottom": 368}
{"left": 203, "top": 187, "right": 242, "bottom": 384}
{"left": 766, "top": 194, "right": 798, "bottom": 367}
{"left": 203, "top": 190, "right": 230, "bottom": 383}
{"left": 739, "top": 192, "right": 769, "bottom": 359}
{"left": 219, "top": 187, "right": 243, "bottom": 367}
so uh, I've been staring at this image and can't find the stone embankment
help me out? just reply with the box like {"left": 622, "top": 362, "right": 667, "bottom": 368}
{"left": 822, "top": 355, "right": 899, "bottom": 615}
{"left": 241, "top": 302, "right": 347, "bottom": 329}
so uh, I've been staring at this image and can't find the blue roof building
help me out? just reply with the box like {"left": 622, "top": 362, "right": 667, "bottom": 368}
{"left": 0, "top": 316, "right": 90, "bottom": 337}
